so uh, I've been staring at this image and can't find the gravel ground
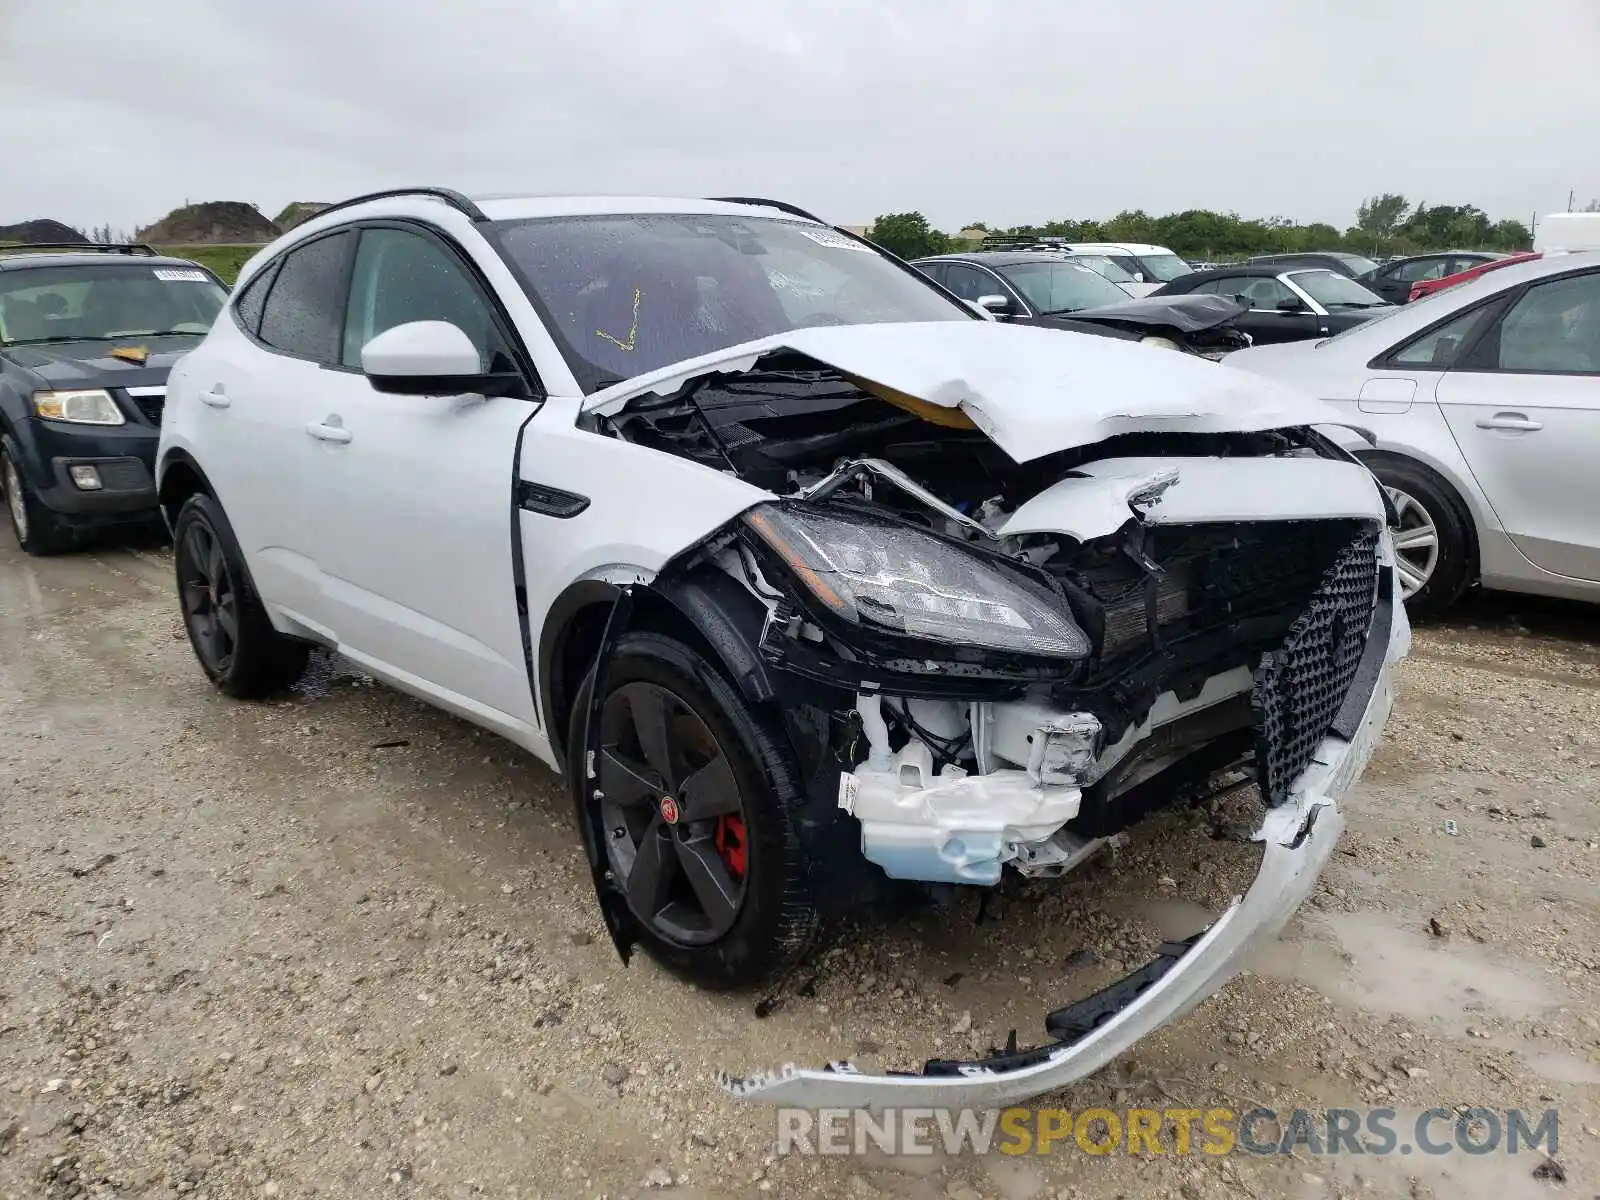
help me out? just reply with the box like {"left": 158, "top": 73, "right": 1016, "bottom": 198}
{"left": 1, "top": 537, "right": 1596, "bottom": 1200}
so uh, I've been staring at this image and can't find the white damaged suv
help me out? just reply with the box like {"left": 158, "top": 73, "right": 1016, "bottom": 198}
{"left": 156, "top": 189, "right": 1409, "bottom": 1108}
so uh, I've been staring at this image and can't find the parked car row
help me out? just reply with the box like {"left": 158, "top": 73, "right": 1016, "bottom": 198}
{"left": 5, "top": 189, "right": 1416, "bottom": 1111}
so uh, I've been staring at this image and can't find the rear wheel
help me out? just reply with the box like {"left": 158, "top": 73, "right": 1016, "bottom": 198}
{"left": 173, "top": 493, "right": 309, "bottom": 697}
{"left": 1, "top": 440, "right": 72, "bottom": 555}
{"left": 1365, "top": 456, "right": 1474, "bottom": 618}
{"left": 567, "top": 631, "right": 819, "bottom": 988}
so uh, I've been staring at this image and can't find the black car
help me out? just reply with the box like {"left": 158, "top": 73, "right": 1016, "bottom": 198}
{"left": 912, "top": 252, "right": 1249, "bottom": 357}
{"left": 1245, "top": 251, "right": 1381, "bottom": 279}
{"left": 1151, "top": 264, "right": 1393, "bottom": 346}
{"left": 0, "top": 244, "right": 228, "bottom": 553}
{"left": 1358, "top": 251, "right": 1503, "bottom": 304}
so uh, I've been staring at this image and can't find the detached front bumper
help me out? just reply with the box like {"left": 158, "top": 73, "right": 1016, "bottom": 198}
{"left": 722, "top": 562, "right": 1410, "bottom": 1109}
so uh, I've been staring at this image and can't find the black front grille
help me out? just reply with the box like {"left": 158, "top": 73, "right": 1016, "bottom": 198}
{"left": 133, "top": 395, "right": 164, "bottom": 426}
{"left": 1251, "top": 531, "right": 1380, "bottom": 805}
{"left": 1066, "top": 520, "right": 1365, "bottom": 667}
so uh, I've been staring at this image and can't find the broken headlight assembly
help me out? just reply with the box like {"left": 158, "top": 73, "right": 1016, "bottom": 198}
{"left": 743, "top": 503, "right": 1090, "bottom": 659}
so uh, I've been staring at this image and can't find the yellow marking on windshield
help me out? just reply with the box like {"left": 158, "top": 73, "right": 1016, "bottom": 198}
{"left": 595, "top": 288, "right": 642, "bottom": 352}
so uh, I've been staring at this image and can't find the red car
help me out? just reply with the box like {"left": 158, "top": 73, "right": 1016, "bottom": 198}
{"left": 1408, "top": 252, "right": 1541, "bottom": 302}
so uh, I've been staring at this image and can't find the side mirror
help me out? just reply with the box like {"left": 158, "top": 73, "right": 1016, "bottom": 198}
{"left": 361, "top": 320, "right": 523, "bottom": 397}
{"left": 976, "top": 293, "right": 1015, "bottom": 317}
{"left": 1276, "top": 296, "right": 1308, "bottom": 313}
{"left": 1132, "top": 272, "right": 1146, "bottom": 283}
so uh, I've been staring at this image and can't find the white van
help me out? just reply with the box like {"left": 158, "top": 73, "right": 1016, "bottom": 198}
{"left": 1533, "top": 212, "right": 1600, "bottom": 254}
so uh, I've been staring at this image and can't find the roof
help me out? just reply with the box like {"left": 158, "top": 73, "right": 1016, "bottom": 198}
{"left": 0, "top": 251, "right": 207, "bottom": 273}
{"left": 469, "top": 193, "right": 826, "bottom": 223}
{"left": 914, "top": 251, "right": 1083, "bottom": 267}
{"left": 1065, "top": 242, "right": 1175, "bottom": 255}
{"left": 1161, "top": 264, "right": 1301, "bottom": 285}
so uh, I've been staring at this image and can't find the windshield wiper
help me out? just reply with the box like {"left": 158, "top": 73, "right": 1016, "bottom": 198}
{"left": 1039, "top": 306, "right": 1086, "bottom": 316}
{"left": 2, "top": 335, "right": 98, "bottom": 347}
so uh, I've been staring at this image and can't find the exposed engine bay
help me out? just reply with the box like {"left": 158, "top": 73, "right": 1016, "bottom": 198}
{"left": 591, "top": 348, "right": 1393, "bottom": 889}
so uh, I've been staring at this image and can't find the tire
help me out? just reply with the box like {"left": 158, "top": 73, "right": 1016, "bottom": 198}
{"left": 567, "top": 630, "right": 820, "bottom": 989}
{"left": 1364, "top": 456, "right": 1474, "bottom": 619}
{"left": 172, "top": 492, "right": 309, "bottom": 697}
{"left": 1, "top": 439, "right": 73, "bottom": 556}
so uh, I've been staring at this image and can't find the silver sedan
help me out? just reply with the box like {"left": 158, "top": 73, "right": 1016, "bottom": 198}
{"left": 1226, "top": 251, "right": 1600, "bottom": 615}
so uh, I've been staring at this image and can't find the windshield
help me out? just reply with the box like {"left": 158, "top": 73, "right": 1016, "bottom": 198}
{"left": 1067, "top": 254, "right": 1137, "bottom": 284}
{"left": 1134, "top": 252, "right": 1194, "bottom": 282}
{"left": 1334, "top": 253, "right": 1381, "bottom": 277}
{"left": 1289, "top": 270, "right": 1389, "bottom": 310}
{"left": 487, "top": 213, "right": 970, "bottom": 391}
{"left": 0, "top": 263, "right": 226, "bottom": 345}
{"left": 997, "top": 261, "right": 1129, "bottom": 314}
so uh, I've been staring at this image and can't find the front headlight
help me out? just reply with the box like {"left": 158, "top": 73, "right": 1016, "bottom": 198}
{"left": 33, "top": 389, "right": 125, "bottom": 426}
{"left": 744, "top": 503, "right": 1090, "bottom": 659}
{"left": 1139, "top": 335, "right": 1183, "bottom": 352}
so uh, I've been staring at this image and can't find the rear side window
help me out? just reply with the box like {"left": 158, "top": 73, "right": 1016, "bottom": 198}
{"left": 232, "top": 262, "right": 277, "bottom": 336}
{"left": 259, "top": 232, "right": 353, "bottom": 362}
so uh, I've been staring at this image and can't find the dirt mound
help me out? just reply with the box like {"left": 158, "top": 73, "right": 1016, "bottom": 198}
{"left": 136, "top": 201, "right": 280, "bottom": 245}
{"left": 0, "top": 218, "right": 88, "bottom": 244}
{"left": 273, "top": 202, "right": 331, "bottom": 230}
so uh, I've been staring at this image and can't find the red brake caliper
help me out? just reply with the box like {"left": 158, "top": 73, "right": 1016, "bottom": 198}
{"left": 713, "top": 815, "right": 747, "bottom": 880}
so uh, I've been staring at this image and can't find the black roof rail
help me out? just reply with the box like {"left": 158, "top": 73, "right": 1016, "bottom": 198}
{"left": 311, "top": 187, "right": 489, "bottom": 224}
{"left": 705, "top": 196, "right": 826, "bottom": 224}
{"left": 0, "top": 242, "right": 161, "bottom": 257}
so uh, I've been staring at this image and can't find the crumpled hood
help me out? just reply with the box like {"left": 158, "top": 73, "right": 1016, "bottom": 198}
{"left": 585, "top": 320, "right": 1343, "bottom": 464}
{"left": 1065, "top": 292, "right": 1247, "bottom": 334}
{"left": 5, "top": 335, "right": 199, "bottom": 391}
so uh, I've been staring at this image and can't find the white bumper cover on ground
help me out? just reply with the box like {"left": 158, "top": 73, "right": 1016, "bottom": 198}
{"left": 721, "top": 578, "right": 1410, "bottom": 1109}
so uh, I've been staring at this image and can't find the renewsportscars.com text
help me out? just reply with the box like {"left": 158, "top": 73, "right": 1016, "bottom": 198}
{"left": 775, "top": 1106, "right": 1560, "bottom": 1158}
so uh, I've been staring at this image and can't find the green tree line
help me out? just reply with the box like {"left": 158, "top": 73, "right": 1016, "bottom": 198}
{"left": 868, "top": 194, "right": 1538, "bottom": 263}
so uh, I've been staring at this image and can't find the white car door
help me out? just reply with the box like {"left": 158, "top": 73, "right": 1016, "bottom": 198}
{"left": 1436, "top": 268, "right": 1600, "bottom": 582}
{"left": 193, "top": 229, "right": 358, "bottom": 624}
{"left": 302, "top": 224, "right": 543, "bottom": 737}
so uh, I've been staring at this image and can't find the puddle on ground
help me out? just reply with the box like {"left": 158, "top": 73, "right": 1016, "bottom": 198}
{"left": 1135, "top": 897, "right": 1217, "bottom": 942}
{"left": 1253, "top": 910, "right": 1562, "bottom": 1027}
{"left": 1519, "top": 1047, "right": 1600, "bottom": 1084}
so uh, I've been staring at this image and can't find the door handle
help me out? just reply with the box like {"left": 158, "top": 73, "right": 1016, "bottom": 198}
{"left": 199, "top": 388, "right": 231, "bottom": 409}
{"left": 1474, "top": 413, "right": 1543, "bottom": 432}
{"left": 305, "top": 421, "right": 352, "bottom": 444}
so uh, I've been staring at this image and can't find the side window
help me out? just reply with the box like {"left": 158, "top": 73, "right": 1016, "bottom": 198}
{"left": 341, "top": 228, "right": 511, "bottom": 371}
{"left": 1238, "top": 277, "right": 1296, "bottom": 309}
{"left": 915, "top": 262, "right": 947, "bottom": 287}
{"left": 943, "top": 264, "right": 1003, "bottom": 302}
{"left": 1394, "top": 257, "right": 1450, "bottom": 284}
{"left": 258, "top": 232, "right": 353, "bottom": 362}
{"left": 1488, "top": 273, "right": 1600, "bottom": 374}
{"left": 1105, "top": 255, "right": 1141, "bottom": 277}
{"left": 1389, "top": 306, "right": 1497, "bottom": 369}
{"left": 232, "top": 262, "right": 277, "bottom": 336}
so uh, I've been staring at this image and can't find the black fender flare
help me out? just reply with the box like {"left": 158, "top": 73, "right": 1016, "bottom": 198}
{"left": 536, "top": 566, "right": 777, "bottom": 773}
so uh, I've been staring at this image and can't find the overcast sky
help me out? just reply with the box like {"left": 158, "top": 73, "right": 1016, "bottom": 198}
{"left": 2, "top": 0, "right": 1596, "bottom": 235}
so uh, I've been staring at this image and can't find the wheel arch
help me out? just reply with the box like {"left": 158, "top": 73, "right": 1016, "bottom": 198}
{"left": 1357, "top": 448, "right": 1482, "bottom": 586}
{"left": 156, "top": 448, "right": 219, "bottom": 534}
{"left": 537, "top": 568, "right": 777, "bottom": 775}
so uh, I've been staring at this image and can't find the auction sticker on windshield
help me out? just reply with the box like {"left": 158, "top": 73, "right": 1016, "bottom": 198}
{"left": 153, "top": 268, "right": 209, "bottom": 282}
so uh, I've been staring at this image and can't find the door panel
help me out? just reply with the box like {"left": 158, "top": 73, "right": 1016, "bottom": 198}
{"left": 304, "top": 375, "right": 541, "bottom": 724}
{"left": 302, "top": 224, "right": 545, "bottom": 731}
{"left": 1436, "top": 270, "right": 1600, "bottom": 581}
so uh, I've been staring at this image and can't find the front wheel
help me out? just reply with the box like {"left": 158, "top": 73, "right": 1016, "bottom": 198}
{"left": 172, "top": 493, "right": 309, "bottom": 697}
{"left": 1, "top": 440, "right": 72, "bottom": 555}
{"left": 568, "top": 631, "right": 820, "bottom": 988}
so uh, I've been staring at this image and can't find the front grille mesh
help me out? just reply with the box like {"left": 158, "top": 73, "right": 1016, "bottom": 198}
{"left": 1251, "top": 531, "right": 1380, "bottom": 805}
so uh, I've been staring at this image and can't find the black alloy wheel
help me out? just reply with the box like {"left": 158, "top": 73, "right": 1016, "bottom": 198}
{"left": 597, "top": 681, "right": 750, "bottom": 946}
{"left": 177, "top": 517, "right": 240, "bottom": 677}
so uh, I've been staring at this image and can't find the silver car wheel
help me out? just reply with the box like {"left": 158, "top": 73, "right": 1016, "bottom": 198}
{"left": 3, "top": 455, "right": 27, "bottom": 543}
{"left": 1384, "top": 486, "right": 1440, "bottom": 599}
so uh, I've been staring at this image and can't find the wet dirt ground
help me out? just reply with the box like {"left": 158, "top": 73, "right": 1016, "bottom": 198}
{"left": 1, "top": 536, "right": 1596, "bottom": 1200}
